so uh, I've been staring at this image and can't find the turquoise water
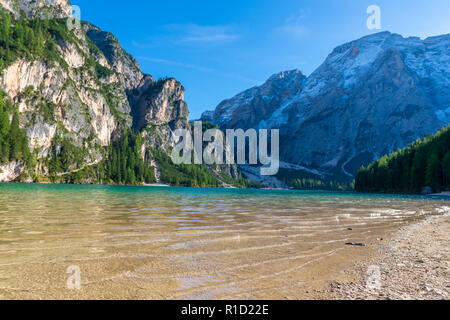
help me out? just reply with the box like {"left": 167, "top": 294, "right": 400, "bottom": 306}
{"left": 2, "top": 182, "right": 448, "bottom": 200}
{"left": 0, "top": 183, "right": 448, "bottom": 299}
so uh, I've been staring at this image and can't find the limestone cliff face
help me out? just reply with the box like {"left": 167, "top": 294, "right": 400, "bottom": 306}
{"left": 0, "top": 0, "right": 72, "bottom": 18}
{"left": 0, "top": 161, "right": 25, "bottom": 181}
{"left": 133, "top": 78, "right": 191, "bottom": 171}
{"left": 83, "top": 22, "right": 144, "bottom": 95}
{"left": 133, "top": 78, "right": 189, "bottom": 131}
{"left": 0, "top": 0, "right": 190, "bottom": 182}
{"left": 0, "top": 0, "right": 241, "bottom": 187}
{"left": 83, "top": 22, "right": 190, "bottom": 151}
{"left": 1, "top": 54, "right": 125, "bottom": 152}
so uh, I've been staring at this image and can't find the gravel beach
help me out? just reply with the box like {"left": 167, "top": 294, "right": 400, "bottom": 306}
{"left": 331, "top": 213, "right": 450, "bottom": 300}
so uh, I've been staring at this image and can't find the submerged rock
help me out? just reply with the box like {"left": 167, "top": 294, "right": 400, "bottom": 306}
{"left": 345, "top": 242, "right": 366, "bottom": 247}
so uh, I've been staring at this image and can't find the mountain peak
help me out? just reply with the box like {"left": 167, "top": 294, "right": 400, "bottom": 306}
{"left": 268, "top": 69, "right": 304, "bottom": 80}
{"left": 201, "top": 69, "right": 305, "bottom": 129}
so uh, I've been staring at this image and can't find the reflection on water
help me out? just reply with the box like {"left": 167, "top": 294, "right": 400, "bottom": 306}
{"left": 0, "top": 183, "right": 448, "bottom": 299}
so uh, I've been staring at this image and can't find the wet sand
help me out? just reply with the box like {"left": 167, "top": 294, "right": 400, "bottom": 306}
{"left": 0, "top": 184, "right": 448, "bottom": 300}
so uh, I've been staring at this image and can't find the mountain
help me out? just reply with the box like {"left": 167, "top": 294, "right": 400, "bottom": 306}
{"left": 0, "top": 0, "right": 243, "bottom": 187}
{"left": 0, "top": 0, "right": 72, "bottom": 19}
{"left": 202, "top": 70, "right": 306, "bottom": 130}
{"left": 355, "top": 125, "right": 450, "bottom": 194}
{"left": 203, "top": 31, "right": 450, "bottom": 182}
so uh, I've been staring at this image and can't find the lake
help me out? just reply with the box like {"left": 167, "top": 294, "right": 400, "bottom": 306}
{"left": 0, "top": 183, "right": 448, "bottom": 299}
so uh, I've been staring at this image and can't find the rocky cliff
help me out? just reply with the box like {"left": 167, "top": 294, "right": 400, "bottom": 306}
{"left": 132, "top": 78, "right": 189, "bottom": 130}
{"left": 203, "top": 32, "right": 450, "bottom": 181}
{"left": 205, "top": 70, "right": 305, "bottom": 130}
{"left": 0, "top": 1, "right": 189, "bottom": 183}
{"left": 0, "top": 0, "right": 72, "bottom": 18}
{"left": 83, "top": 21, "right": 190, "bottom": 147}
{"left": 0, "top": 0, "right": 243, "bottom": 187}
{"left": 0, "top": 16, "right": 129, "bottom": 181}
{"left": 83, "top": 22, "right": 145, "bottom": 95}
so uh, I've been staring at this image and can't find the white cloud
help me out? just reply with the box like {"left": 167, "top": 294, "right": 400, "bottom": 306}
{"left": 138, "top": 57, "right": 213, "bottom": 72}
{"left": 131, "top": 41, "right": 155, "bottom": 49}
{"left": 275, "top": 9, "right": 311, "bottom": 39}
{"left": 183, "top": 34, "right": 240, "bottom": 43}
{"left": 285, "top": 8, "right": 312, "bottom": 25}
{"left": 164, "top": 23, "right": 241, "bottom": 44}
{"left": 138, "top": 57, "right": 261, "bottom": 85}
{"left": 275, "top": 24, "right": 309, "bottom": 38}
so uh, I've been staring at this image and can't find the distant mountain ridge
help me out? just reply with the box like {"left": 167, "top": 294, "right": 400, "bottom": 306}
{"left": 202, "top": 69, "right": 306, "bottom": 130}
{"left": 203, "top": 31, "right": 450, "bottom": 181}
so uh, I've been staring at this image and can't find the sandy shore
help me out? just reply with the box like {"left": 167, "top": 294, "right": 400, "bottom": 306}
{"left": 328, "top": 214, "right": 450, "bottom": 300}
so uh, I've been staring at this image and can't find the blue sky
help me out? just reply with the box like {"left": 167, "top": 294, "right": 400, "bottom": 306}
{"left": 72, "top": 0, "right": 450, "bottom": 119}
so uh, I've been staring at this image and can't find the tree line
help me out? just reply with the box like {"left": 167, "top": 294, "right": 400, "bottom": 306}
{"left": 102, "top": 130, "right": 156, "bottom": 185}
{"left": 152, "top": 149, "right": 220, "bottom": 187}
{"left": 0, "top": 8, "right": 75, "bottom": 72}
{"left": 0, "top": 91, "right": 31, "bottom": 165}
{"left": 355, "top": 126, "right": 450, "bottom": 194}
{"left": 289, "top": 178, "right": 354, "bottom": 191}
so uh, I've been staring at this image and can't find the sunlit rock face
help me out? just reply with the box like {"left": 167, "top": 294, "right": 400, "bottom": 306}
{"left": 0, "top": 0, "right": 191, "bottom": 181}
{"left": 203, "top": 69, "right": 305, "bottom": 130}
{"left": 83, "top": 22, "right": 145, "bottom": 95}
{"left": 204, "top": 32, "right": 450, "bottom": 178}
{"left": 0, "top": 0, "right": 73, "bottom": 18}
{"left": 132, "top": 78, "right": 189, "bottom": 131}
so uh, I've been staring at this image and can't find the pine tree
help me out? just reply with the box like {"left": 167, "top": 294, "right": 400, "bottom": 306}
{"left": 410, "top": 149, "right": 426, "bottom": 193}
{"left": 8, "top": 111, "right": 21, "bottom": 161}
{"left": 442, "top": 151, "right": 450, "bottom": 189}
{"left": 0, "top": 106, "right": 10, "bottom": 138}
{"left": 355, "top": 126, "right": 450, "bottom": 194}
{"left": 0, "top": 104, "right": 10, "bottom": 163}
{"left": 425, "top": 153, "right": 441, "bottom": 192}
{"left": 1, "top": 14, "right": 11, "bottom": 44}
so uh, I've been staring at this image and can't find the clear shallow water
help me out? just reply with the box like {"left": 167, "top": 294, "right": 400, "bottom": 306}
{"left": 0, "top": 183, "right": 448, "bottom": 299}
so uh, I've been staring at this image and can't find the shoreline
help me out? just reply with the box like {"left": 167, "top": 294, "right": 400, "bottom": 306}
{"left": 2, "top": 181, "right": 450, "bottom": 197}
{"left": 429, "top": 192, "right": 450, "bottom": 197}
{"left": 143, "top": 183, "right": 171, "bottom": 187}
{"left": 328, "top": 213, "right": 450, "bottom": 300}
